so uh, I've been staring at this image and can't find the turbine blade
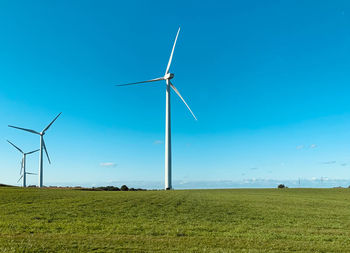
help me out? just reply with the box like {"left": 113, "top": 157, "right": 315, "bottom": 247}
{"left": 17, "top": 175, "right": 23, "bottom": 183}
{"left": 165, "top": 27, "right": 180, "bottom": 74}
{"left": 20, "top": 158, "right": 23, "bottom": 175}
{"left": 42, "top": 112, "right": 62, "bottom": 133}
{"left": 42, "top": 138, "right": 51, "bottom": 164}
{"left": 26, "top": 149, "right": 40, "bottom": 155}
{"left": 170, "top": 82, "right": 197, "bottom": 120}
{"left": 7, "top": 140, "right": 24, "bottom": 154}
{"left": 26, "top": 172, "right": 37, "bottom": 175}
{"left": 8, "top": 125, "right": 40, "bottom": 135}
{"left": 115, "top": 77, "right": 164, "bottom": 87}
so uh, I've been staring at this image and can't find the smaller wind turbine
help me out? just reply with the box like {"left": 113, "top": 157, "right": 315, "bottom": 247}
{"left": 8, "top": 113, "right": 61, "bottom": 187}
{"left": 7, "top": 140, "right": 38, "bottom": 187}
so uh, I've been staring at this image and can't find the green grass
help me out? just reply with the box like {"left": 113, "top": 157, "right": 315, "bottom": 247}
{"left": 0, "top": 187, "right": 350, "bottom": 252}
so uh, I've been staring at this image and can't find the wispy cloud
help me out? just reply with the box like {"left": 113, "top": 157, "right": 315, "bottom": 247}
{"left": 296, "top": 144, "right": 317, "bottom": 150}
{"left": 100, "top": 162, "right": 117, "bottom": 167}
{"left": 153, "top": 140, "right": 163, "bottom": 145}
{"left": 341, "top": 163, "right": 347, "bottom": 166}
{"left": 250, "top": 167, "right": 259, "bottom": 170}
{"left": 322, "top": 161, "right": 336, "bottom": 165}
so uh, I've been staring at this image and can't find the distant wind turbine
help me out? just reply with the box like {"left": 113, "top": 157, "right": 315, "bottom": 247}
{"left": 8, "top": 113, "right": 62, "bottom": 187}
{"left": 7, "top": 140, "right": 38, "bottom": 187}
{"left": 116, "top": 27, "right": 196, "bottom": 190}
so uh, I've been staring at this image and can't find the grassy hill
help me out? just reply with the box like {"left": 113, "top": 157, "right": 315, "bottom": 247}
{"left": 0, "top": 187, "right": 349, "bottom": 252}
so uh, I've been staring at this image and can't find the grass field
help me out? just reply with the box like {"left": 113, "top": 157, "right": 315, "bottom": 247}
{"left": 0, "top": 187, "right": 350, "bottom": 252}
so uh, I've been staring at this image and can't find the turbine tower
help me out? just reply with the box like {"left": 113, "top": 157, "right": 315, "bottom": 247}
{"left": 116, "top": 28, "right": 196, "bottom": 190}
{"left": 7, "top": 140, "right": 38, "bottom": 187}
{"left": 8, "top": 113, "right": 61, "bottom": 187}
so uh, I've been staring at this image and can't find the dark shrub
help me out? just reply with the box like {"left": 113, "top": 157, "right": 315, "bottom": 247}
{"left": 98, "top": 186, "right": 120, "bottom": 191}
{"left": 105, "top": 186, "right": 118, "bottom": 191}
{"left": 278, "top": 184, "right": 286, "bottom": 189}
{"left": 0, "top": 184, "right": 14, "bottom": 187}
{"left": 120, "top": 185, "right": 129, "bottom": 191}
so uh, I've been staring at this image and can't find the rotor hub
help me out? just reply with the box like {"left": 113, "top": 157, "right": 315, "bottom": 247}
{"left": 164, "top": 73, "right": 174, "bottom": 80}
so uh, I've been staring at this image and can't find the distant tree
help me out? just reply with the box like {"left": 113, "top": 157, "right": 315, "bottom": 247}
{"left": 96, "top": 186, "right": 120, "bottom": 191}
{"left": 105, "top": 186, "right": 115, "bottom": 191}
{"left": 75, "top": 185, "right": 146, "bottom": 191}
{"left": 120, "top": 185, "right": 129, "bottom": 191}
{"left": 278, "top": 184, "right": 286, "bottom": 189}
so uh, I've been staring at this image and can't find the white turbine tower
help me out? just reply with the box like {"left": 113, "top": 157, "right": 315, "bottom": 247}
{"left": 8, "top": 113, "right": 61, "bottom": 187}
{"left": 7, "top": 140, "right": 38, "bottom": 187}
{"left": 116, "top": 28, "right": 196, "bottom": 190}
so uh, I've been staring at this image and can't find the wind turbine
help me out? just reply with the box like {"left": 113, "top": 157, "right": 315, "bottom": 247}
{"left": 7, "top": 140, "right": 38, "bottom": 187}
{"left": 116, "top": 27, "right": 196, "bottom": 190}
{"left": 8, "top": 113, "right": 62, "bottom": 187}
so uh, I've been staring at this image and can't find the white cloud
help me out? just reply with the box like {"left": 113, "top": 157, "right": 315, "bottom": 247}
{"left": 296, "top": 144, "right": 317, "bottom": 150}
{"left": 100, "top": 162, "right": 117, "bottom": 167}
{"left": 153, "top": 140, "right": 163, "bottom": 145}
{"left": 322, "top": 161, "right": 336, "bottom": 165}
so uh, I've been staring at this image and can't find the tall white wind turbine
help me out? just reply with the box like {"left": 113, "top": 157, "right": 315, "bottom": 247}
{"left": 116, "top": 28, "right": 196, "bottom": 190}
{"left": 8, "top": 113, "right": 62, "bottom": 187}
{"left": 7, "top": 140, "right": 38, "bottom": 187}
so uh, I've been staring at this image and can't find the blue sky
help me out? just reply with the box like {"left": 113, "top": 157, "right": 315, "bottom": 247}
{"left": 1, "top": 0, "right": 350, "bottom": 188}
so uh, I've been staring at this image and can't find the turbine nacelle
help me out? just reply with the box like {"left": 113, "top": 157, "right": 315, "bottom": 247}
{"left": 164, "top": 73, "right": 174, "bottom": 80}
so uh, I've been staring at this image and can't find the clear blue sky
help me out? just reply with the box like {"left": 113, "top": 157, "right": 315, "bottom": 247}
{"left": 1, "top": 0, "right": 350, "bottom": 188}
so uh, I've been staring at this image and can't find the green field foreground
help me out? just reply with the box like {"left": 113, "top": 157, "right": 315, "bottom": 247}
{"left": 1, "top": 187, "right": 350, "bottom": 252}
